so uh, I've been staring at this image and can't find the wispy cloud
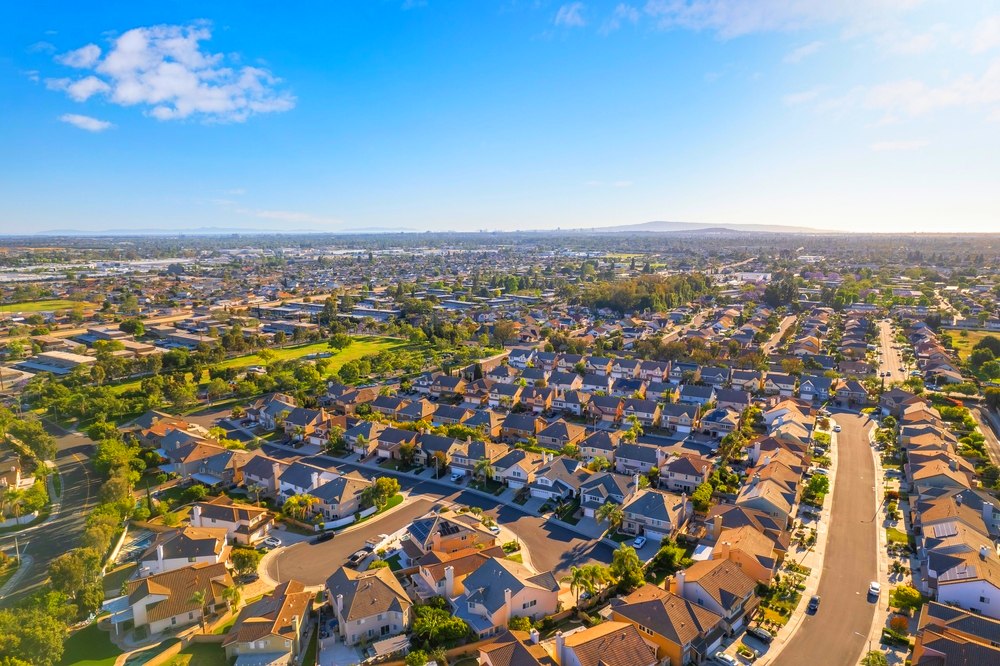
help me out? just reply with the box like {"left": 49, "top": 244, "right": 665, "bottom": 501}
{"left": 59, "top": 113, "right": 113, "bottom": 132}
{"left": 783, "top": 86, "right": 826, "bottom": 106}
{"left": 784, "top": 40, "right": 823, "bottom": 63}
{"left": 600, "top": 4, "right": 640, "bottom": 34}
{"left": 45, "top": 22, "right": 295, "bottom": 123}
{"left": 871, "top": 139, "right": 929, "bottom": 151}
{"left": 555, "top": 2, "right": 587, "bottom": 28}
{"left": 971, "top": 15, "right": 1000, "bottom": 53}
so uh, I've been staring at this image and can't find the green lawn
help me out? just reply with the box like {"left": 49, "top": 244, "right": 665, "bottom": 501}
{"left": 886, "top": 526, "right": 912, "bottom": 545}
{"left": 301, "top": 628, "right": 318, "bottom": 666}
{"left": 2, "top": 299, "right": 91, "bottom": 313}
{"left": 59, "top": 622, "right": 121, "bottom": 666}
{"left": 165, "top": 642, "right": 227, "bottom": 666}
{"left": 950, "top": 329, "right": 996, "bottom": 361}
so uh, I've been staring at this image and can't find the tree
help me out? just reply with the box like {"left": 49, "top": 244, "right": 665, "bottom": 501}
{"left": 781, "top": 358, "right": 804, "bottom": 375}
{"left": 691, "top": 481, "right": 714, "bottom": 513}
{"left": 861, "top": 651, "right": 889, "bottom": 666}
{"left": 329, "top": 333, "right": 353, "bottom": 350}
{"left": 561, "top": 565, "right": 595, "bottom": 608}
{"left": 596, "top": 501, "right": 624, "bottom": 532}
{"left": 492, "top": 320, "right": 517, "bottom": 347}
{"left": 890, "top": 584, "right": 922, "bottom": 611}
{"left": 404, "top": 650, "right": 429, "bottom": 666}
{"left": 0, "top": 607, "right": 67, "bottom": 666}
{"left": 587, "top": 456, "right": 610, "bottom": 472}
{"left": 119, "top": 319, "right": 145, "bottom": 337}
{"left": 206, "top": 377, "right": 229, "bottom": 403}
{"left": 48, "top": 552, "right": 87, "bottom": 597}
{"left": 231, "top": 548, "right": 263, "bottom": 577}
{"left": 610, "top": 545, "right": 645, "bottom": 593}
{"left": 363, "top": 477, "right": 401, "bottom": 509}
{"left": 411, "top": 604, "right": 470, "bottom": 647}
{"left": 282, "top": 494, "right": 319, "bottom": 521}
{"left": 188, "top": 590, "right": 209, "bottom": 633}
{"left": 473, "top": 457, "right": 494, "bottom": 483}
{"left": 222, "top": 585, "right": 241, "bottom": 611}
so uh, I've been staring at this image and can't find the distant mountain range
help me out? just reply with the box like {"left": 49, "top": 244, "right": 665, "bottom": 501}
{"left": 585, "top": 220, "right": 828, "bottom": 234}
{"left": 26, "top": 225, "right": 415, "bottom": 236}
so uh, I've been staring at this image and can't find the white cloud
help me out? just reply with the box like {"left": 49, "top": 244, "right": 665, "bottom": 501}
{"left": 57, "top": 44, "right": 102, "bottom": 68}
{"left": 971, "top": 15, "right": 1000, "bottom": 53}
{"left": 784, "top": 40, "right": 823, "bottom": 63}
{"left": 47, "top": 23, "right": 294, "bottom": 123}
{"left": 28, "top": 41, "right": 56, "bottom": 54}
{"left": 783, "top": 86, "right": 825, "bottom": 106}
{"left": 870, "top": 139, "right": 929, "bottom": 151}
{"left": 601, "top": 4, "right": 640, "bottom": 33}
{"left": 864, "top": 59, "right": 1000, "bottom": 118}
{"left": 641, "top": 0, "right": 923, "bottom": 39}
{"left": 555, "top": 3, "right": 587, "bottom": 28}
{"left": 59, "top": 113, "right": 113, "bottom": 132}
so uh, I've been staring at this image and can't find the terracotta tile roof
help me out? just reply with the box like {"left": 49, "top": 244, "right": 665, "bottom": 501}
{"left": 561, "top": 621, "right": 657, "bottom": 666}
{"left": 125, "top": 561, "right": 234, "bottom": 624}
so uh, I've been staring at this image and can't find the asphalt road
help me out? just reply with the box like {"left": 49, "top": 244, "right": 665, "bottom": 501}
{"left": 762, "top": 315, "right": 798, "bottom": 354}
{"left": 0, "top": 422, "right": 100, "bottom": 606}
{"left": 971, "top": 407, "right": 1000, "bottom": 465}
{"left": 263, "top": 456, "right": 614, "bottom": 586}
{"left": 774, "top": 412, "right": 878, "bottom": 666}
{"left": 877, "top": 320, "right": 908, "bottom": 384}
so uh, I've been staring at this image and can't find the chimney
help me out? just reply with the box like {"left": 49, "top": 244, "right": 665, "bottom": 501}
{"left": 981, "top": 545, "right": 991, "bottom": 560}
{"left": 272, "top": 462, "right": 282, "bottom": 488}
{"left": 751, "top": 473, "right": 760, "bottom": 486}
{"left": 555, "top": 631, "right": 565, "bottom": 664}
{"left": 504, "top": 587, "right": 512, "bottom": 611}
{"left": 311, "top": 471, "right": 320, "bottom": 489}
{"left": 763, "top": 455, "right": 772, "bottom": 466}
{"left": 681, "top": 492, "right": 689, "bottom": 520}
{"left": 675, "top": 569, "right": 686, "bottom": 598}
{"left": 292, "top": 614, "right": 299, "bottom": 636}
{"left": 750, "top": 438, "right": 761, "bottom": 465}
{"left": 633, "top": 473, "right": 641, "bottom": 495}
{"left": 335, "top": 593, "right": 344, "bottom": 615}
{"left": 949, "top": 458, "right": 957, "bottom": 472}
{"left": 713, "top": 514, "right": 723, "bottom": 541}
{"left": 156, "top": 544, "right": 164, "bottom": 570}
{"left": 191, "top": 505, "right": 202, "bottom": 527}
{"left": 529, "top": 628, "right": 540, "bottom": 644}
{"left": 467, "top": 436, "right": 472, "bottom": 444}
{"left": 444, "top": 565, "right": 455, "bottom": 598}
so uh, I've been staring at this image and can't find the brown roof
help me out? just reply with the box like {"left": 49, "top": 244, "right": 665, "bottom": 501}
{"left": 681, "top": 559, "right": 757, "bottom": 611}
{"left": 613, "top": 585, "right": 723, "bottom": 647}
{"left": 326, "top": 565, "right": 411, "bottom": 622}
{"left": 561, "top": 621, "right": 657, "bottom": 666}
{"left": 479, "top": 630, "right": 555, "bottom": 666}
{"left": 222, "top": 579, "right": 313, "bottom": 648}
{"left": 125, "top": 561, "right": 233, "bottom": 624}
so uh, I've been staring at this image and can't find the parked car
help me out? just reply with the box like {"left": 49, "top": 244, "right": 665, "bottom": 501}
{"left": 808, "top": 595, "right": 821, "bottom": 612}
{"left": 713, "top": 653, "right": 739, "bottom": 666}
{"left": 833, "top": 425, "right": 842, "bottom": 432}
{"left": 347, "top": 549, "right": 369, "bottom": 568}
{"left": 746, "top": 626, "right": 773, "bottom": 643}
{"left": 450, "top": 472, "right": 464, "bottom": 483}
{"left": 262, "top": 536, "right": 282, "bottom": 549}
{"left": 487, "top": 524, "right": 500, "bottom": 535}
{"left": 311, "top": 531, "right": 334, "bottom": 544}
{"left": 868, "top": 581, "right": 881, "bottom": 597}
{"left": 632, "top": 536, "right": 647, "bottom": 549}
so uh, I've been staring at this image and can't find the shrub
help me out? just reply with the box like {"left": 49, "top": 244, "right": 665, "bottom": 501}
{"left": 889, "top": 615, "right": 910, "bottom": 634}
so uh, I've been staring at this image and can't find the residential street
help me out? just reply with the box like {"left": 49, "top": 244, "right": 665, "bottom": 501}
{"left": 877, "top": 320, "right": 908, "bottom": 384}
{"left": 762, "top": 314, "right": 798, "bottom": 354}
{"left": 0, "top": 423, "right": 100, "bottom": 606}
{"left": 774, "top": 412, "right": 878, "bottom": 666}
{"left": 971, "top": 406, "right": 1000, "bottom": 465}
{"left": 264, "top": 459, "right": 613, "bottom": 586}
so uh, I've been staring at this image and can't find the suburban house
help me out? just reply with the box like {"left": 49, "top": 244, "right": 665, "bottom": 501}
{"left": 404, "top": 513, "right": 497, "bottom": 556}
{"left": 613, "top": 443, "right": 663, "bottom": 475}
{"left": 247, "top": 393, "right": 297, "bottom": 429}
{"left": 107, "top": 561, "right": 235, "bottom": 635}
{"left": 310, "top": 473, "right": 371, "bottom": 523}
{"left": 450, "top": 440, "right": 508, "bottom": 479}
{"left": 241, "top": 455, "right": 288, "bottom": 499}
{"left": 679, "top": 384, "right": 715, "bottom": 406}
{"left": 621, "top": 398, "right": 661, "bottom": 427}
{"left": 763, "top": 373, "right": 796, "bottom": 397}
{"left": 609, "top": 584, "right": 726, "bottom": 666}
{"left": 326, "top": 566, "right": 413, "bottom": 646}
{"left": 410, "top": 545, "right": 507, "bottom": 600}
{"left": 580, "top": 472, "right": 632, "bottom": 518}
{"left": 549, "top": 622, "right": 657, "bottom": 666}
{"left": 712, "top": 525, "right": 784, "bottom": 584}
{"left": 672, "top": 559, "right": 759, "bottom": 634}
{"left": 536, "top": 420, "right": 586, "bottom": 451}
{"left": 551, "top": 390, "right": 590, "bottom": 417}
{"left": 527, "top": 456, "right": 591, "bottom": 501}
{"left": 222, "top": 579, "right": 313, "bottom": 665}
{"left": 479, "top": 630, "right": 556, "bottom": 666}
{"left": 494, "top": 449, "right": 547, "bottom": 489}
{"left": 660, "top": 453, "right": 712, "bottom": 494}
{"left": 188, "top": 496, "right": 272, "bottom": 546}
{"left": 137, "top": 526, "right": 229, "bottom": 576}
{"left": 454, "top": 557, "right": 560, "bottom": 638}
{"left": 700, "top": 367, "right": 731, "bottom": 388}
{"left": 660, "top": 403, "right": 700, "bottom": 434}
{"left": 620, "top": 488, "right": 691, "bottom": 542}
{"left": 501, "top": 413, "right": 546, "bottom": 443}
{"left": 701, "top": 407, "right": 741, "bottom": 439}
{"left": 578, "top": 430, "right": 620, "bottom": 462}
{"left": 715, "top": 388, "right": 752, "bottom": 413}
{"left": 344, "top": 421, "right": 386, "bottom": 457}
{"left": 588, "top": 396, "right": 623, "bottom": 424}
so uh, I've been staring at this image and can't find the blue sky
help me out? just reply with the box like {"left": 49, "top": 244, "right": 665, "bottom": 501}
{"left": 1, "top": 1, "right": 998, "bottom": 234}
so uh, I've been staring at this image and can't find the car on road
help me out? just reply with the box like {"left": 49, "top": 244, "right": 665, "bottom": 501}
{"left": 632, "top": 536, "right": 647, "bottom": 549}
{"left": 746, "top": 626, "right": 773, "bottom": 643}
{"left": 713, "top": 652, "right": 739, "bottom": 666}
{"left": 833, "top": 425, "right": 842, "bottom": 432}
{"left": 868, "top": 581, "right": 881, "bottom": 597}
{"left": 262, "top": 536, "right": 282, "bottom": 549}
{"left": 487, "top": 524, "right": 500, "bottom": 535}
{"left": 311, "top": 531, "right": 334, "bottom": 544}
{"left": 808, "top": 595, "right": 821, "bottom": 612}
{"left": 347, "top": 549, "right": 369, "bottom": 568}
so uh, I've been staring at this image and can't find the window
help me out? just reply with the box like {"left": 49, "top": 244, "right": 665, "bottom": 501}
{"left": 522, "top": 600, "right": 536, "bottom": 609}
{"left": 171, "top": 617, "right": 177, "bottom": 625}
{"left": 981, "top": 596, "right": 991, "bottom": 603}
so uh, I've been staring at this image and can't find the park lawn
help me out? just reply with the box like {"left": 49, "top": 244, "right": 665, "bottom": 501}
{"left": 167, "top": 642, "right": 227, "bottom": 666}
{"left": 216, "top": 335, "right": 418, "bottom": 372}
{"left": 3, "top": 299, "right": 91, "bottom": 313}
{"left": 59, "top": 622, "right": 121, "bottom": 666}
{"left": 950, "top": 329, "right": 996, "bottom": 361}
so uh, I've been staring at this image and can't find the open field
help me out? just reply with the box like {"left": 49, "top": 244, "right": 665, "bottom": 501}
{"left": 163, "top": 643, "right": 227, "bottom": 666}
{"left": 949, "top": 329, "right": 998, "bottom": 361}
{"left": 1, "top": 299, "right": 91, "bottom": 313}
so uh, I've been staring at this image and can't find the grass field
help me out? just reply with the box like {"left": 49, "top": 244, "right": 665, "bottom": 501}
{"left": 949, "top": 329, "right": 998, "bottom": 360}
{"left": 111, "top": 336, "right": 419, "bottom": 396}
{"left": 59, "top": 622, "right": 121, "bottom": 666}
{"left": 163, "top": 643, "right": 227, "bottom": 666}
{"left": 1, "top": 299, "right": 90, "bottom": 313}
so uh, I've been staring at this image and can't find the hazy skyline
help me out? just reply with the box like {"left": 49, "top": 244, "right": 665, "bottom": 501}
{"left": 2, "top": 1, "right": 999, "bottom": 234}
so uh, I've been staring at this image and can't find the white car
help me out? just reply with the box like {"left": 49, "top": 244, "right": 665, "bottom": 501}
{"left": 868, "top": 581, "right": 881, "bottom": 597}
{"left": 488, "top": 524, "right": 500, "bottom": 535}
{"left": 713, "top": 653, "right": 739, "bottom": 666}
{"left": 833, "top": 425, "right": 842, "bottom": 432}
{"left": 632, "top": 536, "right": 647, "bottom": 549}
{"left": 262, "top": 536, "right": 282, "bottom": 549}
{"left": 450, "top": 472, "right": 464, "bottom": 482}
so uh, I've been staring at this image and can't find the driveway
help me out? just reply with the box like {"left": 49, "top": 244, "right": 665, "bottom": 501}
{"left": 774, "top": 412, "right": 878, "bottom": 666}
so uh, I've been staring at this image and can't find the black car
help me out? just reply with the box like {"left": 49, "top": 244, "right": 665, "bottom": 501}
{"left": 311, "top": 531, "right": 334, "bottom": 544}
{"left": 807, "top": 595, "right": 821, "bottom": 612}
{"left": 746, "top": 626, "right": 773, "bottom": 643}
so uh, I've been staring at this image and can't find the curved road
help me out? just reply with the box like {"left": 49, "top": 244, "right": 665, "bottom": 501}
{"left": 264, "top": 456, "right": 613, "bottom": 586}
{"left": 775, "top": 412, "right": 878, "bottom": 666}
{"left": 0, "top": 424, "right": 100, "bottom": 606}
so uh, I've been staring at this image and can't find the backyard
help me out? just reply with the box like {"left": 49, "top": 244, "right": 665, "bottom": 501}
{"left": 58, "top": 622, "right": 121, "bottom": 666}
{"left": 162, "top": 643, "right": 227, "bottom": 666}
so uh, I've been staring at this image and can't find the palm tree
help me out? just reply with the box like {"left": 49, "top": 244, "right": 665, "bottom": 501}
{"left": 4, "top": 488, "right": 25, "bottom": 523}
{"left": 247, "top": 483, "right": 265, "bottom": 507}
{"left": 585, "top": 564, "right": 612, "bottom": 597}
{"left": 596, "top": 501, "right": 624, "bottom": 534}
{"left": 561, "top": 566, "right": 594, "bottom": 608}
{"left": 188, "top": 590, "right": 208, "bottom": 633}
{"left": 222, "top": 585, "right": 241, "bottom": 613}
{"left": 473, "top": 457, "right": 493, "bottom": 484}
